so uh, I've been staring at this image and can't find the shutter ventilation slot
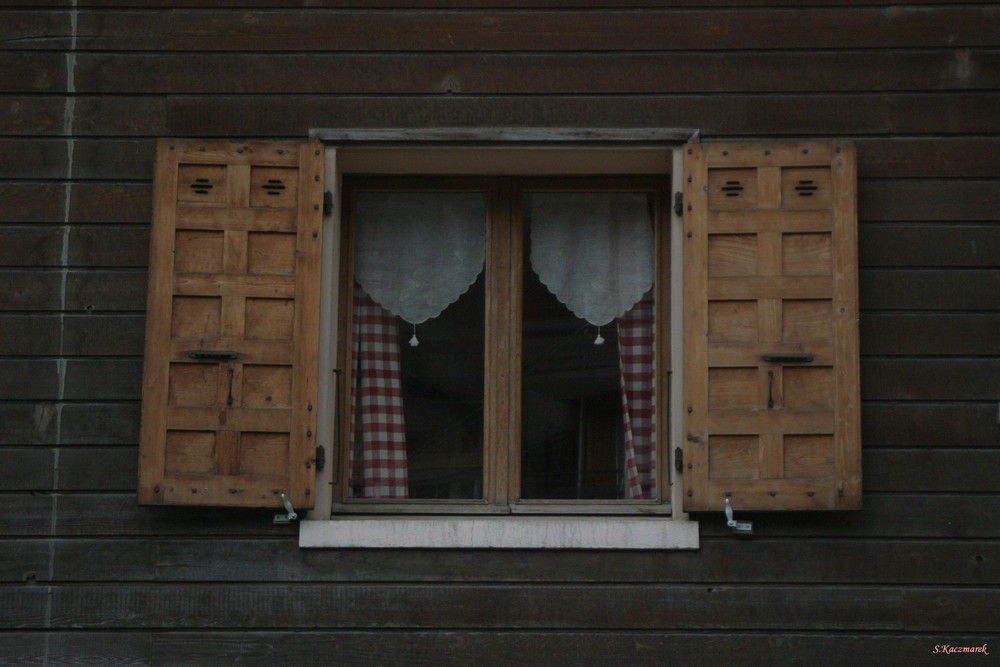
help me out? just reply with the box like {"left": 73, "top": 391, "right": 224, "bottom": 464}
{"left": 794, "top": 180, "right": 818, "bottom": 197}
{"left": 262, "top": 179, "right": 286, "bottom": 197}
{"left": 189, "top": 178, "right": 213, "bottom": 195}
{"left": 721, "top": 180, "right": 744, "bottom": 198}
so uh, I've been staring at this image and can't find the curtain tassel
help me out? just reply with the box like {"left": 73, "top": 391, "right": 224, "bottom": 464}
{"left": 408, "top": 323, "right": 420, "bottom": 347}
{"left": 594, "top": 326, "right": 605, "bottom": 345}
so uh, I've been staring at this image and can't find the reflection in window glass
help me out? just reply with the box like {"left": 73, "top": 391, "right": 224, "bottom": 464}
{"left": 521, "top": 192, "right": 657, "bottom": 500}
{"left": 349, "top": 192, "right": 486, "bottom": 499}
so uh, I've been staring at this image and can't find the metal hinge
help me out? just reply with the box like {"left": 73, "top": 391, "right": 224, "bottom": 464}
{"left": 315, "top": 445, "right": 326, "bottom": 472}
{"left": 323, "top": 190, "right": 334, "bottom": 215}
{"left": 674, "top": 446, "right": 683, "bottom": 472}
{"left": 724, "top": 498, "right": 754, "bottom": 537}
{"left": 673, "top": 192, "right": 684, "bottom": 217}
{"left": 273, "top": 493, "right": 298, "bottom": 524}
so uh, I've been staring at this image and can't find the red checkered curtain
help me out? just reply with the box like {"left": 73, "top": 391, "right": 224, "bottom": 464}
{"left": 619, "top": 290, "right": 656, "bottom": 500}
{"left": 350, "top": 289, "right": 409, "bottom": 498}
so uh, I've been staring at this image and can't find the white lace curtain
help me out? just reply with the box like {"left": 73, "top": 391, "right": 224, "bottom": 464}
{"left": 354, "top": 191, "right": 487, "bottom": 325}
{"left": 528, "top": 192, "right": 655, "bottom": 326}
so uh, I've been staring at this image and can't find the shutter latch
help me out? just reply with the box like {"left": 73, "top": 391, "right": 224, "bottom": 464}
{"left": 724, "top": 498, "right": 753, "bottom": 537}
{"left": 273, "top": 493, "right": 299, "bottom": 524}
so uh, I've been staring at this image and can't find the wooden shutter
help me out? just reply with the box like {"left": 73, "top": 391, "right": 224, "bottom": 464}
{"left": 138, "top": 140, "right": 324, "bottom": 509}
{"left": 682, "top": 142, "right": 861, "bottom": 511}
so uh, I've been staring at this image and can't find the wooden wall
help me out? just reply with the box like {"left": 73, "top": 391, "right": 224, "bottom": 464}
{"left": 2, "top": 1, "right": 998, "bottom": 664}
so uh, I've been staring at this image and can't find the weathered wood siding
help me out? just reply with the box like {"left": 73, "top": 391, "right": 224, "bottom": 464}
{"left": 2, "top": 2, "right": 998, "bottom": 664}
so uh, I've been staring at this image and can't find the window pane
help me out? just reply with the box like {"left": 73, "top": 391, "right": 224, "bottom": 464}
{"left": 350, "top": 191, "right": 486, "bottom": 500}
{"left": 521, "top": 192, "right": 657, "bottom": 500}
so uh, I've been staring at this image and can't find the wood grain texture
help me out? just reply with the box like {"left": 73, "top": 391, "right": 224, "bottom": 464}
{"left": 1, "top": 630, "right": 996, "bottom": 667}
{"left": 0, "top": 582, "right": 992, "bottom": 630}
{"left": 2, "top": 536, "right": 994, "bottom": 585}
{"left": 71, "top": 50, "right": 1000, "bottom": 94}
{"left": 63, "top": 8, "right": 1000, "bottom": 52}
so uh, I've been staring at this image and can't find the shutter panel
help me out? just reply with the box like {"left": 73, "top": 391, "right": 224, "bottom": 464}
{"left": 682, "top": 142, "right": 861, "bottom": 511}
{"left": 139, "top": 140, "right": 323, "bottom": 509}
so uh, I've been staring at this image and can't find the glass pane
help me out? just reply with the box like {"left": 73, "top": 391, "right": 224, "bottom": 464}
{"left": 349, "top": 191, "right": 486, "bottom": 500}
{"left": 521, "top": 192, "right": 657, "bottom": 500}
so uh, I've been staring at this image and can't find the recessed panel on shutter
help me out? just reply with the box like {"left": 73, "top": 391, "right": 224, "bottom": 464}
{"left": 139, "top": 140, "right": 323, "bottom": 509}
{"left": 683, "top": 142, "right": 861, "bottom": 511}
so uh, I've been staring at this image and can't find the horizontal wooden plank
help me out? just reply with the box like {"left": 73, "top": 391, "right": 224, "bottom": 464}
{"left": 857, "top": 137, "right": 1000, "bottom": 178}
{"left": 0, "top": 10, "right": 70, "bottom": 50}
{"left": 2, "top": 630, "right": 994, "bottom": 667}
{"left": 70, "top": 182, "right": 151, "bottom": 223}
{"left": 165, "top": 406, "right": 291, "bottom": 432}
{"left": 0, "top": 536, "right": 988, "bottom": 586}
{"left": 170, "top": 339, "right": 291, "bottom": 365}
{"left": 63, "top": 359, "right": 143, "bottom": 400}
{"left": 72, "top": 50, "right": 1000, "bottom": 95}
{"left": 860, "top": 313, "right": 1000, "bottom": 355}
{"left": 68, "top": 225, "right": 150, "bottom": 267}
{"left": 0, "top": 313, "right": 144, "bottom": 355}
{"left": 174, "top": 273, "right": 296, "bottom": 298}
{"left": 0, "top": 447, "right": 136, "bottom": 492}
{"left": 708, "top": 411, "right": 833, "bottom": 435}
{"left": 0, "top": 403, "right": 139, "bottom": 446}
{"left": 0, "top": 493, "right": 294, "bottom": 537}
{"left": 2, "top": 492, "right": 997, "bottom": 538}
{"left": 862, "top": 402, "right": 999, "bottom": 447}
{"left": 67, "top": 8, "right": 1000, "bottom": 52}
{"left": 0, "top": 96, "right": 65, "bottom": 135}
{"left": 0, "top": 360, "right": 60, "bottom": 400}
{"left": 860, "top": 223, "right": 1000, "bottom": 267}
{"left": 0, "top": 403, "right": 58, "bottom": 445}
{"left": 865, "top": 448, "right": 1000, "bottom": 493}
{"left": 696, "top": 494, "right": 1000, "bottom": 538}
{"left": 71, "top": 138, "right": 155, "bottom": 180}
{"left": 0, "top": 269, "right": 62, "bottom": 310}
{"left": 861, "top": 358, "right": 999, "bottom": 401}
{"left": 708, "top": 276, "right": 831, "bottom": 300}
{"left": 0, "top": 183, "right": 64, "bottom": 222}
{"left": 0, "top": 314, "right": 60, "bottom": 355}
{"left": 176, "top": 206, "right": 298, "bottom": 232}
{"left": 860, "top": 269, "right": 1000, "bottom": 311}
{"left": 0, "top": 138, "right": 67, "bottom": 178}
{"left": 0, "top": 225, "right": 64, "bottom": 266}
{"left": 65, "top": 269, "right": 148, "bottom": 311}
{"left": 0, "top": 52, "right": 65, "bottom": 92}
{"left": 66, "top": 92, "right": 999, "bottom": 138}
{"left": 6, "top": 582, "right": 987, "bottom": 630}
{"left": 76, "top": 95, "right": 891, "bottom": 137}
{"left": 63, "top": 137, "right": 1000, "bottom": 182}
{"left": 860, "top": 179, "right": 1000, "bottom": 221}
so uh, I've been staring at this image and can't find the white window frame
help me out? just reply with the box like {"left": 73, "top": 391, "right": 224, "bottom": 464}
{"left": 300, "top": 128, "right": 699, "bottom": 549}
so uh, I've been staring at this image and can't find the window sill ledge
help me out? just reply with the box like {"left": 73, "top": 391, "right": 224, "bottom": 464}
{"left": 299, "top": 516, "right": 699, "bottom": 550}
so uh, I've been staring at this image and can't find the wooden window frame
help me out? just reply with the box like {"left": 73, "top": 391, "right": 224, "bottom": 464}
{"left": 301, "top": 135, "right": 699, "bottom": 549}
{"left": 332, "top": 174, "right": 671, "bottom": 514}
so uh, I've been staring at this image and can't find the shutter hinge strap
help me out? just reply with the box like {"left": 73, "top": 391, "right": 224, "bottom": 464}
{"left": 674, "top": 446, "right": 683, "bottom": 472}
{"left": 323, "top": 190, "right": 334, "bottom": 215}
{"left": 673, "top": 192, "right": 683, "bottom": 217}
{"left": 315, "top": 445, "right": 326, "bottom": 472}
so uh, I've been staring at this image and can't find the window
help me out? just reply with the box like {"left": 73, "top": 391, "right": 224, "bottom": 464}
{"left": 137, "top": 133, "right": 860, "bottom": 549}
{"left": 336, "top": 176, "right": 668, "bottom": 512}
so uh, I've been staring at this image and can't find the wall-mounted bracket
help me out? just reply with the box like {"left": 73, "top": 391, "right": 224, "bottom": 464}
{"left": 273, "top": 493, "right": 298, "bottom": 524}
{"left": 724, "top": 498, "right": 753, "bottom": 537}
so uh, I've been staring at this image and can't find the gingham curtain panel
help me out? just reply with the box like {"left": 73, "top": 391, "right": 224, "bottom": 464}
{"left": 619, "top": 290, "right": 656, "bottom": 500}
{"left": 350, "top": 289, "right": 409, "bottom": 499}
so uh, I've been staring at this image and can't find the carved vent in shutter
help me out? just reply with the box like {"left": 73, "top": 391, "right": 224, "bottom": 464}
{"left": 685, "top": 143, "right": 860, "bottom": 512}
